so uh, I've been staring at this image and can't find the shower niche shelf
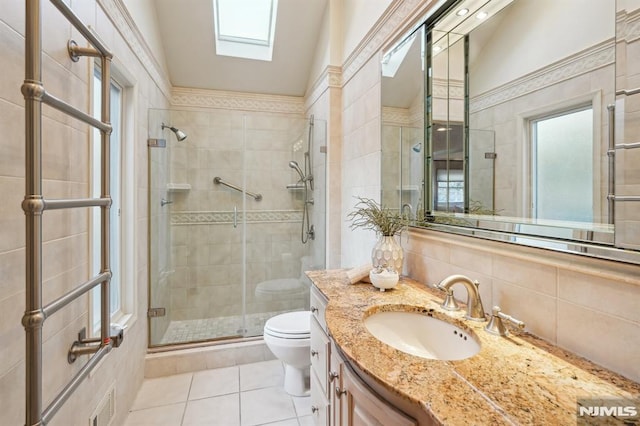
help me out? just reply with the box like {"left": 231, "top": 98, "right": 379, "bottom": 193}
{"left": 167, "top": 183, "right": 191, "bottom": 192}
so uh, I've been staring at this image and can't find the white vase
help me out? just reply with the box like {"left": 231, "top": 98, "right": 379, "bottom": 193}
{"left": 371, "top": 235, "right": 404, "bottom": 273}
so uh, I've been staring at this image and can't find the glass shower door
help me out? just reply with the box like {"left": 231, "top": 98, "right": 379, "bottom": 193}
{"left": 148, "top": 109, "right": 247, "bottom": 346}
{"left": 148, "top": 110, "right": 325, "bottom": 347}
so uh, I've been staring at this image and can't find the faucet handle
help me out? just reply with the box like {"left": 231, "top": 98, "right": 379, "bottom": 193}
{"left": 434, "top": 284, "right": 460, "bottom": 311}
{"left": 485, "top": 306, "right": 525, "bottom": 336}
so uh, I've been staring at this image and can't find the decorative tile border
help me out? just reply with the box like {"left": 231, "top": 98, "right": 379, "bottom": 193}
{"left": 170, "top": 87, "right": 305, "bottom": 115}
{"left": 470, "top": 39, "right": 615, "bottom": 113}
{"left": 171, "top": 210, "right": 303, "bottom": 225}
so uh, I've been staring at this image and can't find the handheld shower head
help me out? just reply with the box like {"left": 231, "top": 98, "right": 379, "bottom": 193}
{"left": 289, "top": 160, "right": 305, "bottom": 181}
{"left": 162, "top": 123, "right": 187, "bottom": 141}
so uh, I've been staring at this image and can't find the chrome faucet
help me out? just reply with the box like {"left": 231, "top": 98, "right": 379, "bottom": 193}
{"left": 436, "top": 274, "right": 486, "bottom": 321}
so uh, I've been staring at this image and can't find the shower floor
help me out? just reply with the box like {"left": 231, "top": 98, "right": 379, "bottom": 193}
{"left": 159, "top": 310, "right": 296, "bottom": 344}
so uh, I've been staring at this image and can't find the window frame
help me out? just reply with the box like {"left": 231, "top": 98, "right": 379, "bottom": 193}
{"left": 89, "top": 61, "right": 137, "bottom": 336}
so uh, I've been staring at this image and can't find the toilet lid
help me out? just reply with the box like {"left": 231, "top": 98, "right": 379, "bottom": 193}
{"left": 264, "top": 311, "right": 310, "bottom": 336}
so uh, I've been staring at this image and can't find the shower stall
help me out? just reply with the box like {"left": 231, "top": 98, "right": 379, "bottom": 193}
{"left": 148, "top": 108, "right": 326, "bottom": 347}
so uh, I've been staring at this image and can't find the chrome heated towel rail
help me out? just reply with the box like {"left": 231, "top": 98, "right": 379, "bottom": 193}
{"left": 22, "top": 1, "right": 119, "bottom": 425}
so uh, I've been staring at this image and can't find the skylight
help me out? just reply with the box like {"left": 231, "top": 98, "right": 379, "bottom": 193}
{"left": 213, "top": 0, "right": 278, "bottom": 61}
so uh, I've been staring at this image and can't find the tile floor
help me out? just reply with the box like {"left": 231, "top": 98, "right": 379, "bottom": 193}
{"left": 160, "top": 311, "right": 295, "bottom": 344}
{"left": 125, "top": 359, "right": 313, "bottom": 426}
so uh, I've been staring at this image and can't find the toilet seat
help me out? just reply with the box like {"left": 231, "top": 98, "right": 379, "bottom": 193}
{"left": 264, "top": 311, "right": 310, "bottom": 339}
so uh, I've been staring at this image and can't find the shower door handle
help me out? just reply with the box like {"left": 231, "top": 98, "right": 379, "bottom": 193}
{"left": 233, "top": 206, "right": 237, "bottom": 228}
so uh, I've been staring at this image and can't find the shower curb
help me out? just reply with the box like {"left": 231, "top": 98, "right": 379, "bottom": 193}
{"left": 144, "top": 339, "right": 275, "bottom": 378}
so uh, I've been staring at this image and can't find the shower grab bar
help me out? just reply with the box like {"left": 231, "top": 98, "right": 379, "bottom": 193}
{"left": 616, "top": 142, "right": 640, "bottom": 150}
{"left": 22, "top": 1, "right": 117, "bottom": 425}
{"left": 213, "top": 177, "right": 263, "bottom": 201}
{"left": 616, "top": 87, "right": 640, "bottom": 97}
{"left": 608, "top": 195, "right": 640, "bottom": 202}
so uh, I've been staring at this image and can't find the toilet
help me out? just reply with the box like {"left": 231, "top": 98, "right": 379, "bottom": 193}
{"left": 263, "top": 310, "right": 311, "bottom": 396}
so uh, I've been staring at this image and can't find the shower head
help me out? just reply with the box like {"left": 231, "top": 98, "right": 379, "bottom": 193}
{"left": 412, "top": 142, "right": 422, "bottom": 153}
{"left": 289, "top": 160, "right": 305, "bottom": 181}
{"left": 162, "top": 123, "right": 187, "bottom": 141}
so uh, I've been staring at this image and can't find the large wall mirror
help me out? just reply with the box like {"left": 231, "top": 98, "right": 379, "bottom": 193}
{"left": 381, "top": 0, "right": 640, "bottom": 264}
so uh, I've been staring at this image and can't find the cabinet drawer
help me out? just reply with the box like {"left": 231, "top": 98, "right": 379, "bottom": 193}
{"left": 310, "top": 315, "right": 330, "bottom": 397}
{"left": 310, "top": 285, "right": 328, "bottom": 332}
{"left": 310, "top": 370, "right": 330, "bottom": 426}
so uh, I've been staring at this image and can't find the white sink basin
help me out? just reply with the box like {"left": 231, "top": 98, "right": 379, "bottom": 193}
{"left": 364, "top": 311, "right": 480, "bottom": 361}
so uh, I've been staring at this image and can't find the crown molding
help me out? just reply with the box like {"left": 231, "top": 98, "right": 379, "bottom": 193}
{"left": 99, "top": 0, "right": 172, "bottom": 99}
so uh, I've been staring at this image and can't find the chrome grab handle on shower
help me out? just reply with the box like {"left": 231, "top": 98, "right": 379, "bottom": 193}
{"left": 213, "top": 176, "right": 262, "bottom": 201}
{"left": 616, "top": 87, "right": 640, "bottom": 97}
{"left": 233, "top": 206, "right": 237, "bottom": 228}
{"left": 234, "top": 206, "right": 237, "bottom": 228}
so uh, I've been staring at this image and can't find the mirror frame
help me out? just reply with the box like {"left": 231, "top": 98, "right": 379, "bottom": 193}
{"left": 381, "top": 0, "right": 640, "bottom": 266}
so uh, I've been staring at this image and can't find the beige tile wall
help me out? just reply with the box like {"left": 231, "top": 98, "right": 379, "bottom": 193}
{"left": 156, "top": 109, "right": 320, "bottom": 325}
{"left": 404, "top": 228, "right": 640, "bottom": 383}
{"left": 0, "top": 1, "right": 170, "bottom": 424}
{"left": 341, "top": 55, "right": 384, "bottom": 268}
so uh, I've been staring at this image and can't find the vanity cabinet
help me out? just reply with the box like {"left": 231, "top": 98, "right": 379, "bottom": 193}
{"left": 339, "top": 361, "right": 417, "bottom": 426}
{"left": 310, "top": 285, "right": 418, "bottom": 426}
{"left": 310, "top": 286, "right": 331, "bottom": 425}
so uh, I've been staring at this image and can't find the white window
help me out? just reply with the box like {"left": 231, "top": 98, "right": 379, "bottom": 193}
{"left": 531, "top": 106, "right": 593, "bottom": 222}
{"left": 213, "top": 0, "right": 278, "bottom": 61}
{"left": 90, "top": 65, "right": 135, "bottom": 334}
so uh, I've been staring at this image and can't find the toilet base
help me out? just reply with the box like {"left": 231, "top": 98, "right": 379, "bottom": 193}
{"left": 283, "top": 364, "right": 310, "bottom": 397}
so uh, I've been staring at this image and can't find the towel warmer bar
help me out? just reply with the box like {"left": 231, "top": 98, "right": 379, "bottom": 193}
{"left": 22, "top": 1, "right": 118, "bottom": 425}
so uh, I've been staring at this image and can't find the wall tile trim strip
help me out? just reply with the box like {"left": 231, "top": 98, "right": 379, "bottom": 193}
{"left": 171, "top": 210, "right": 304, "bottom": 225}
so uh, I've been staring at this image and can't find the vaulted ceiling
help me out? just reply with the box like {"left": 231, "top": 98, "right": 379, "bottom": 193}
{"left": 153, "top": 0, "right": 328, "bottom": 97}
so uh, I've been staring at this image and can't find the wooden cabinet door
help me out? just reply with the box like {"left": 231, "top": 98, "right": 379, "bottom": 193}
{"left": 341, "top": 363, "right": 417, "bottom": 426}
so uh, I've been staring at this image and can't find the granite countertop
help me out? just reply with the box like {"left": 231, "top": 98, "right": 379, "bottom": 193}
{"left": 307, "top": 269, "right": 640, "bottom": 425}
